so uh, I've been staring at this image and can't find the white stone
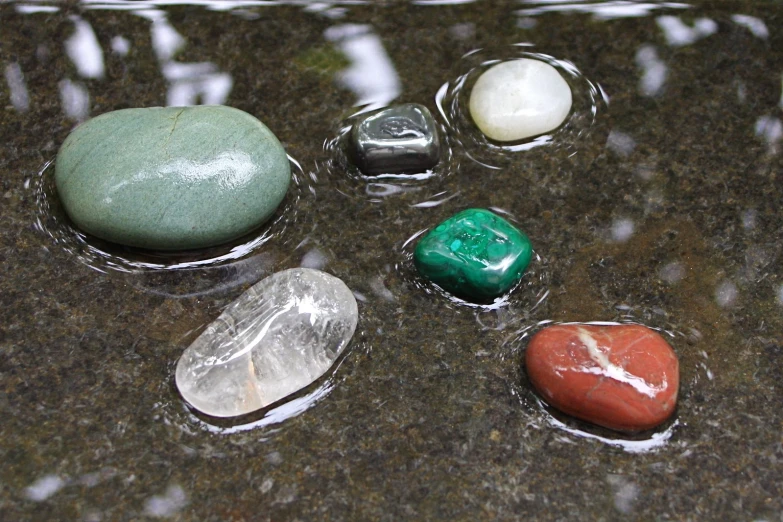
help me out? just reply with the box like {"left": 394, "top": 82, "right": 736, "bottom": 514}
{"left": 175, "top": 268, "right": 358, "bottom": 417}
{"left": 468, "top": 58, "right": 572, "bottom": 142}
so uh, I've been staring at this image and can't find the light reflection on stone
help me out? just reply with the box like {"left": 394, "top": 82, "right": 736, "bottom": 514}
{"left": 635, "top": 45, "right": 667, "bottom": 97}
{"left": 65, "top": 16, "right": 105, "bottom": 79}
{"left": 3, "top": 63, "right": 30, "bottom": 112}
{"left": 656, "top": 16, "right": 717, "bottom": 47}
{"left": 325, "top": 24, "right": 401, "bottom": 112}
{"left": 777, "top": 285, "right": 783, "bottom": 306}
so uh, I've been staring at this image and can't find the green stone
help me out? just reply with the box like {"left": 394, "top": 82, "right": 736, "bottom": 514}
{"left": 413, "top": 208, "right": 533, "bottom": 300}
{"left": 55, "top": 105, "right": 291, "bottom": 251}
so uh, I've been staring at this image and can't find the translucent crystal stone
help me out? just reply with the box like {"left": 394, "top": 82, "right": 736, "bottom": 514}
{"left": 175, "top": 268, "right": 359, "bottom": 417}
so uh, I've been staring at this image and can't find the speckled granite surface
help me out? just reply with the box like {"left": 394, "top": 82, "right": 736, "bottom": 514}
{"left": 1, "top": 1, "right": 782, "bottom": 520}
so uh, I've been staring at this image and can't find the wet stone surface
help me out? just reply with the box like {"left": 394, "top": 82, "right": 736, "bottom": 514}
{"left": 176, "top": 268, "right": 358, "bottom": 418}
{"left": 414, "top": 208, "right": 533, "bottom": 301}
{"left": 2, "top": 1, "right": 783, "bottom": 521}
{"left": 525, "top": 323, "right": 680, "bottom": 432}
{"left": 55, "top": 106, "right": 291, "bottom": 250}
{"left": 348, "top": 103, "right": 441, "bottom": 175}
{"left": 469, "top": 58, "right": 573, "bottom": 142}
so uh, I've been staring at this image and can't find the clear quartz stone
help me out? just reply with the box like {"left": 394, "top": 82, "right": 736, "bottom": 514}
{"left": 175, "top": 268, "right": 359, "bottom": 417}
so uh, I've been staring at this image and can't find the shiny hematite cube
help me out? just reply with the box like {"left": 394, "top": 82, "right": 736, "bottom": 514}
{"left": 348, "top": 103, "right": 441, "bottom": 175}
{"left": 414, "top": 208, "right": 533, "bottom": 301}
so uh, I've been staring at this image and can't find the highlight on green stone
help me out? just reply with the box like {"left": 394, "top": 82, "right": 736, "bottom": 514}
{"left": 413, "top": 208, "right": 533, "bottom": 301}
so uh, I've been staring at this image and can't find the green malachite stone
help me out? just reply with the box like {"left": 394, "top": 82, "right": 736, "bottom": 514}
{"left": 413, "top": 208, "right": 533, "bottom": 300}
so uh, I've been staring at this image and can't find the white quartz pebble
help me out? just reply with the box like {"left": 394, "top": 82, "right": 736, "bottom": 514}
{"left": 175, "top": 268, "right": 358, "bottom": 417}
{"left": 468, "top": 58, "right": 573, "bottom": 142}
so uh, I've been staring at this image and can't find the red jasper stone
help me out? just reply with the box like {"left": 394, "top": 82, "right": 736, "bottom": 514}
{"left": 525, "top": 324, "right": 679, "bottom": 433}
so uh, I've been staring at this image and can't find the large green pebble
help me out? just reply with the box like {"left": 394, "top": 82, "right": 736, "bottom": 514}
{"left": 414, "top": 208, "right": 533, "bottom": 301}
{"left": 55, "top": 105, "right": 291, "bottom": 251}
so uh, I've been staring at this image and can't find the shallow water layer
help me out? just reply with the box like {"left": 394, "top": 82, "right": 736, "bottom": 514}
{"left": 1, "top": 0, "right": 782, "bottom": 519}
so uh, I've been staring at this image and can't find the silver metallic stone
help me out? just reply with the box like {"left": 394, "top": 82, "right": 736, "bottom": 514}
{"left": 175, "top": 268, "right": 359, "bottom": 417}
{"left": 348, "top": 103, "right": 441, "bottom": 175}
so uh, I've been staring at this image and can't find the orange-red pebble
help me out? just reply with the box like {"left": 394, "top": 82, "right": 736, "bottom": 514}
{"left": 525, "top": 324, "right": 679, "bottom": 433}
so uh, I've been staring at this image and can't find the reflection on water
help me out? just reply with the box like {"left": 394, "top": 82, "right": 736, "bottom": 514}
{"left": 544, "top": 412, "right": 679, "bottom": 453}
{"left": 516, "top": 1, "right": 690, "bottom": 21}
{"left": 65, "top": 16, "right": 105, "bottom": 79}
{"left": 325, "top": 24, "right": 401, "bottom": 112}
{"left": 137, "top": 9, "right": 234, "bottom": 106}
{"left": 656, "top": 15, "right": 717, "bottom": 47}
{"left": 57, "top": 5, "right": 235, "bottom": 118}
{"left": 110, "top": 35, "right": 131, "bottom": 56}
{"left": 731, "top": 14, "right": 769, "bottom": 40}
{"left": 58, "top": 78, "right": 90, "bottom": 121}
{"left": 24, "top": 474, "right": 66, "bottom": 502}
{"left": 58, "top": 15, "right": 104, "bottom": 121}
{"left": 144, "top": 484, "right": 189, "bottom": 518}
{"left": 741, "top": 209, "right": 758, "bottom": 230}
{"left": 658, "top": 261, "right": 686, "bottom": 285}
{"left": 606, "top": 474, "right": 640, "bottom": 514}
{"left": 23, "top": 467, "right": 120, "bottom": 503}
{"left": 127, "top": 253, "right": 274, "bottom": 298}
{"left": 182, "top": 377, "right": 337, "bottom": 435}
{"left": 409, "top": 190, "right": 460, "bottom": 208}
{"left": 755, "top": 115, "right": 782, "bottom": 154}
{"left": 3, "top": 62, "right": 29, "bottom": 112}
{"left": 635, "top": 44, "right": 667, "bottom": 97}
{"left": 299, "top": 247, "right": 328, "bottom": 270}
{"left": 715, "top": 279, "right": 738, "bottom": 308}
{"left": 606, "top": 129, "right": 636, "bottom": 157}
{"left": 14, "top": 3, "right": 58, "bottom": 14}
{"left": 610, "top": 218, "right": 635, "bottom": 243}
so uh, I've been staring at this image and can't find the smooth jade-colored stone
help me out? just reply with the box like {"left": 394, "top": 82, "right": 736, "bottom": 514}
{"left": 55, "top": 105, "right": 291, "bottom": 250}
{"left": 414, "top": 208, "right": 532, "bottom": 300}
